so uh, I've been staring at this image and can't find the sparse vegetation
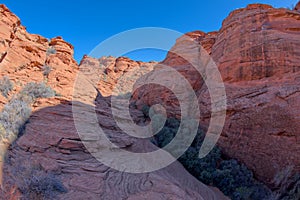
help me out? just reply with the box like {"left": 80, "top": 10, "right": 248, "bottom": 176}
{"left": 46, "top": 46, "right": 56, "bottom": 55}
{"left": 0, "top": 82, "right": 55, "bottom": 140}
{"left": 152, "top": 117, "right": 272, "bottom": 200}
{"left": 42, "top": 65, "right": 51, "bottom": 77}
{"left": 18, "top": 82, "right": 56, "bottom": 104}
{"left": 0, "top": 82, "right": 56, "bottom": 188}
{"left": 15, "top": 165, "right": 66, "bottom": 200}
{"left": 0, "top": 99, "right": 31, "bottom": 138}
{"left": 0, "top": 76, "right": 13, "bottom": 98}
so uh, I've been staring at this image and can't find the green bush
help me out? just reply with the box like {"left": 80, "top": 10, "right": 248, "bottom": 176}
{"left": 0, "top": 76, "right": 13, "bottom": 98}
{"left": 212, "top": 160, "right": 271, "bottom": 199}
{"left": 152, "top": 117, "right": 271, "bottom": 200}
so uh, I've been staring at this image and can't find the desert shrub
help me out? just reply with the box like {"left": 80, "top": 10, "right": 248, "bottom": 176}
{"left": 46, "top": 46, "right": 56, "bottom": 55}
{"left": 0, "top": 76, "right": 13, "bottom": 98}
{"left": 155, "top": 126, "right": 175, "bottom": 147}
{"left": 145, "top": 107, "right": 298, "bottom": 199}
{"left": 16, "top": 166, "right": 66, "bottom": 200}
{"left": 0, "top": 99, "right": 31, "bottom": 138}
{"left": 0, "top": 82, "right": 55, "bottom": 140}
{"left": 18, "top": 82, "right": 55, "bottom": 104}
{"left": 42, "top": 65, "right": 51, "bottom": 77}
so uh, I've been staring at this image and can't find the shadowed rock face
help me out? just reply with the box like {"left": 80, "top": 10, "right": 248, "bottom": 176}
{"left": 1, "top": 97, "right": 227, "bottom": 200}
{"left": 0, "top": 4, "right": 228, "bottom": 199}
{"left": 134, "top": 4, "right": 300, "bottom": 186}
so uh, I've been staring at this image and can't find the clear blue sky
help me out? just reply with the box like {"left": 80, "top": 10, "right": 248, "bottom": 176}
{"left": 2, "top": 0, "right": 298, "bottom": 63}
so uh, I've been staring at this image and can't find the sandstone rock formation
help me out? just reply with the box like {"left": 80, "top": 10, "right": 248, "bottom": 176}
{"left": 0, "top": 4, "right": 78, "bottom": 108}
{"left": 0, "top": 4, "right": 227, "bottom": 199}
{"left": 134, "top": 3, "right": 300, "bottom": 186}
{"left": 79, "top": 56, "right": 156, "bottom": 97}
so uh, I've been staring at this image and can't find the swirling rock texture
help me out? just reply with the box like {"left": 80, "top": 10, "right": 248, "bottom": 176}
{"left": 0, "top": 4, "right": 227, "bottom": 199}
{"left": 135, "top": 3, "right": 300, "bottom": 187}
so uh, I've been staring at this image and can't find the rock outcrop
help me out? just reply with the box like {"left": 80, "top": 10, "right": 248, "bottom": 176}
{"left": 0, "top": 4, "right": 227, "bottom": 199}
{"left": 0, "top": 4, "right": 78, "bottom": 107}
{"left": 79, "top": 56, "right": 156, "bottom": 97}
{"left": 134, "top": 3, "right": 300, "bottom": 186}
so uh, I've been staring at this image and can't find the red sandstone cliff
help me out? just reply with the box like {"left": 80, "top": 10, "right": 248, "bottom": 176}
{"left": 134, "top": 3, "right": 300, "bottom": 186}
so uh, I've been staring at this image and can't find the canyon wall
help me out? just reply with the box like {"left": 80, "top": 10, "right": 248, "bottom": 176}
{"left": 0, "top": 4, "right": 227, "bottom": 199}
{"left": 134, "top": 3, "right": 300, "bottom": 186}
